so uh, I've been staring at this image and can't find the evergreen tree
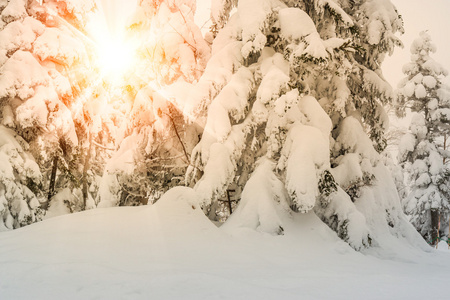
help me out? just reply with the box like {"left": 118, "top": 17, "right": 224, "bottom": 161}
{"left": 397, "top": 31, "right": 450, "bottom": 244}
{"left": 0, "top": 0, "right": 98, "bottom": 227}
{"left": 97, "top": 0, "right": 210, "bottom": 207}
{"left": 181, "top": 0, "right": 421, "bottom": 249}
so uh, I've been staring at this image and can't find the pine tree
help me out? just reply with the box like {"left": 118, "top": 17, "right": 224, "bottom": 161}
{"left": 180, "top": 0, "right": 421, "bottom": 249}
{"left": 397, "top": 31, "right": 450, "bottom": 244}
{"left": 97, "top": 0, "right": 210, "bottom": 207}
{"left": 0, "top": 0, "right": 98, "bottom": 227}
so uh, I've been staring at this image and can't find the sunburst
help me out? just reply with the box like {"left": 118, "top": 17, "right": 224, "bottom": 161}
{"left": 85, "top": 1, "right": 140, "bottom": 84}
{"left": 41, "top": 0, "right": 145, "bottom": 119}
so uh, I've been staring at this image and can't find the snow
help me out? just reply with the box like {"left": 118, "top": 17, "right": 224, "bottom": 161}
{"left": 414, "top": 83, "right": 426, "bottom": 99}
{"left": 64, "top": 0, "right": 96, "bottom": 16}
{"left": 363, "top": 68, "right": 393, "bottom": 101}
{"left": 298, "top": 95, "right": 332, "bottom": 140}
{"left": 411, "top": 73, "right": 423, "bottom": 84}
{"left": 278, "top": 8, "right": 316, "bottom": 41}
{"left": 0, "top": 125, "right": 41, "bottom": 229}
{"left": 1, "top": 0, "right": 448, "bottom": 297}
{"left": 313, "top": 0, "right": 353, "bottom": 26}
{"left": 34, "top": 26, "right": 87, "bottom": 66}
{"left": 182, "top": 40, "right": 244, "bottom": 117}
{"left": 96, "top": 133, "right": 141, "bottom": 208}
{"left": 223, "top": 157, "right": 289, "bottom": 234}
{"left": 397, "top": 132, "right": 413, "bottom": 162}
{"left": 15, "top": 85, "right": 52, "bottom": 128}
{"left": 204, "top": 66, "right": 254, "bottom": 142}
{"left": 257, "top": 62, "right": 289, "bottom": 105}
{"left": 0, "top": 16, "right": 44, "bottom": 59}
{"left": 283, "top": 123, "right": 330, "bottom": 212}
{"left": 334, "top": 116, "right": 378, "bottom": 163}
{"left": 45, "top": 188, "right": 73, "bottom": 219}
{"left": 415, "top": 173, "right": 431, "bottom": 187}
{"left": 423, "top": 58, "right": 448, "bottom": 77}
{"left": 360, "top": 0, "right": 403, "bottom": 49}
{"left": 0, "top": 50, "right": 50, "bottom": 100}
{"left": 409, "top": 113, "right": 427, "bottom": 139}
{"left": 1, "top": 0, "right": 27, "bottom": 24}
{"left": 1, "top": 191, "right": 449, "bottom": 299}
{"left": 194, "top": 140, "right": 235, "bottom": 205}
{"left": 1, "top": 105, "right": 14, "bottom": 128}
{"left": 238, "top": 0, "right": 274, "bottom": 54}
{"left": 437, "top": 240, "right": 450, "bottom": 251}
{"left": 400, "top": 81, "right": 415, "bottom": 97}
{"left": 331, "top": 153, "right": 363, "bottom": 188}
{"left": 422, "top": 75, "right": 437, "bottom": 89}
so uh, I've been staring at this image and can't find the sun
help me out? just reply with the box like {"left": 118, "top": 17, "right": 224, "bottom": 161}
{"left": 84, "top": 1, "right": 140, "bottom": 84}
{"left": 96, "top": 35, "right": 137, "bottom": 81}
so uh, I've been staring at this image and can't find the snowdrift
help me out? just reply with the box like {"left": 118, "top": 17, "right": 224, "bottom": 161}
{"left": 1, "top": 187, "right": 449, "bottom": 299}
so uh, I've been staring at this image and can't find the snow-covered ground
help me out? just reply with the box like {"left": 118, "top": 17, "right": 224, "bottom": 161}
{"left": 1, "top": 189, "right": 449, "bottom": 300}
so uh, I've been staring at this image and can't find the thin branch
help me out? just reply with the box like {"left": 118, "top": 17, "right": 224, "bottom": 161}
{"left": 161, "top": 111, "right": 190, "bottom": 164}
{"left": 92, "top": 140, "right": 116, "bottom": 151}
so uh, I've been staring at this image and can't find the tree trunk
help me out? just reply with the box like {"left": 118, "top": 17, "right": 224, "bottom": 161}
{"left": 430, "top": 209, "right": 440, "bottom": 245}
{"left": 82, "top": 134, "right": 92, "bottom": 210}
{"left": 444, "top": 133, "right": 447, "bottom": 165}
{"left": 44, "top": 155, "right": 58, "bottom": 209}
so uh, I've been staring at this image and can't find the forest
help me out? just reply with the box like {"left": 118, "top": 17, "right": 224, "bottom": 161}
{"left": 2, "top": 0, "right": 450, "bottom": 299}
{"left": 0, "top": 0, "right": 449, "bottom": 249}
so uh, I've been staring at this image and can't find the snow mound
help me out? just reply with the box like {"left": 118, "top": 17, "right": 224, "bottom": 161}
{"left": 1, "top": 191, "right": 450, "bottom": 299}
{"left": 154, "top": 186, "right": 207, "bottom": 218}
{"left": 436, "top": 240, "right": 450, "bottom": 252}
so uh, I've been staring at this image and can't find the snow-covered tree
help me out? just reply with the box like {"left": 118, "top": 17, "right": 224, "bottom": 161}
{"left": 180, "top": 0, "right": 422, "bottom": 250}
{"left": 397, "top": 31, "right": 450, "bottom": 244}
{"left": 0, "top": 0, "right": 98, "bottom": 227}
{"left": 97, "top": 0, "right": 210, "bottom": 207}
{"left": 127, "top": 0, "right": 210, "bottom": 86}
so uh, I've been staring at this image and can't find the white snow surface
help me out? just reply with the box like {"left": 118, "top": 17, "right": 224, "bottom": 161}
{"left": 0, "top": 187, "right": 449, "bottom": 299}
{"left": 278, "top": 8, "right": 316, "bottom": 40}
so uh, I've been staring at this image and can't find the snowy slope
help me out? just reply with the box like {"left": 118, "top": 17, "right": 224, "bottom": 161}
{"left": 0, "top": 187, "right": 449, "bottom": 300}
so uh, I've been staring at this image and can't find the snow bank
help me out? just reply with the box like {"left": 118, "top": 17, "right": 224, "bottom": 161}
{"left": 357, "top": 164, "right": 430, "bottom": 253}
{"left": 0, "top": 192, "right": 448, "bottom": 299}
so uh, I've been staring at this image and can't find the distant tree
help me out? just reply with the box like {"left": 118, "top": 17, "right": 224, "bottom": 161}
{"left": 397, "top": 31, "right": 450, "bottom": 244}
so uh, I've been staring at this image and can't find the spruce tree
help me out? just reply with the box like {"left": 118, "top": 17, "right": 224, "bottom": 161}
{"left": 180, "top": 0, "right": 421, "bottom": 249}
{"left": 0, "top": 0, "right": 98, "bottom": 227}
{"left": 397, "top": 31, "right": 450, "bottom": 244}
